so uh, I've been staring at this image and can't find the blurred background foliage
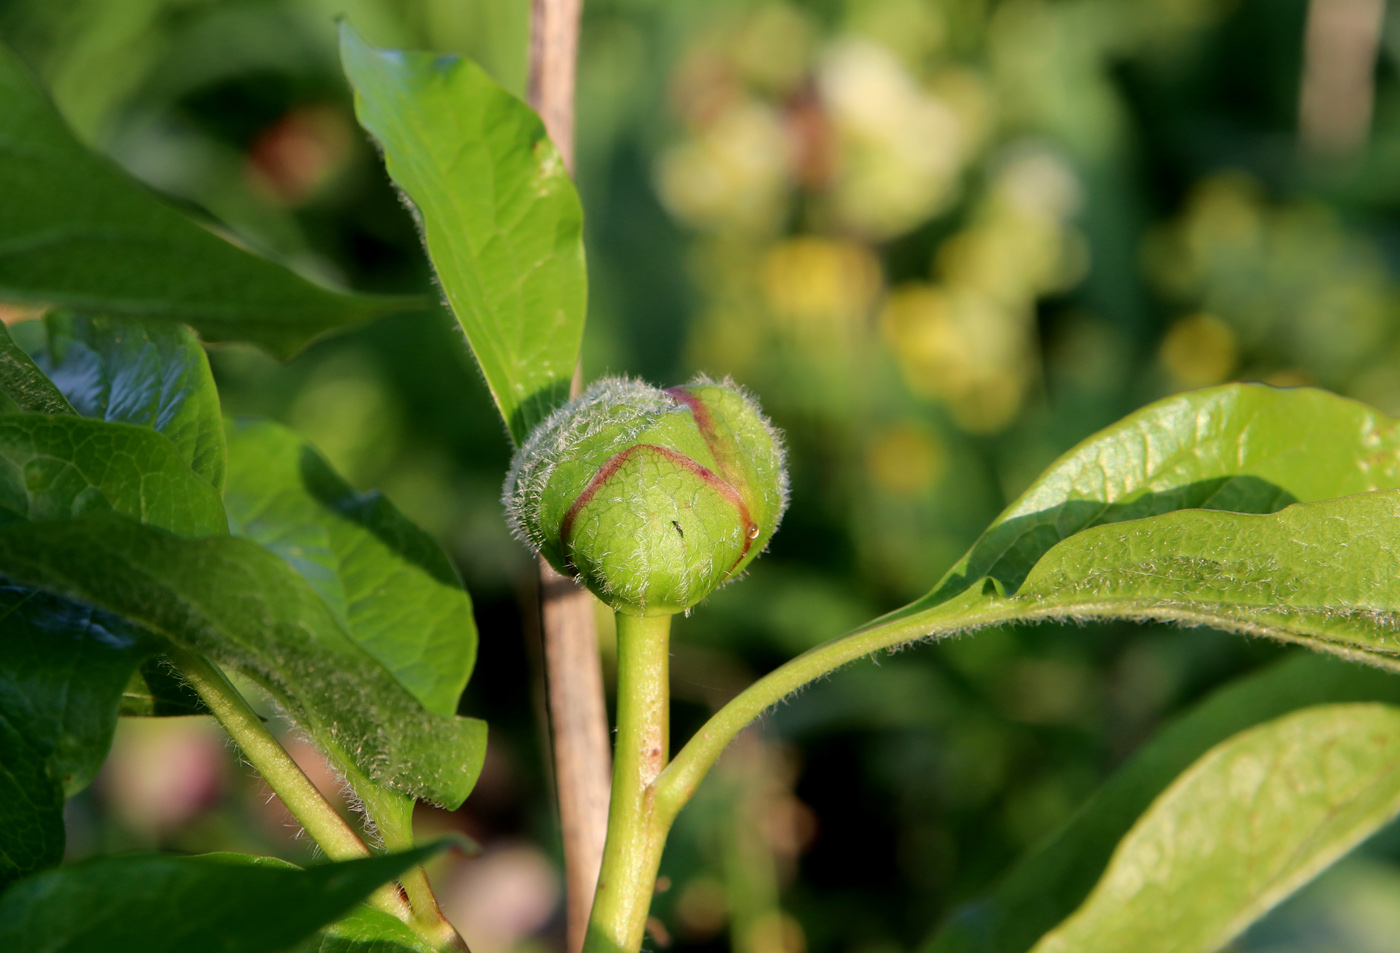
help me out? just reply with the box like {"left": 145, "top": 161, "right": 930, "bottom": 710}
{"left": 5, "top": 0, "right": 1400, "bottom": 950}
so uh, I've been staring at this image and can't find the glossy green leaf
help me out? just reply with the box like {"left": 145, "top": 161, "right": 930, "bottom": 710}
{"left": 341, "top": 25, "right": 586, "bottom": 444}
{"left": 223, "top": 419, "right": 476, "bottom": 716}
{"left": 0, "top": 414, "right": 226, "bottom": 537}
{"left": 0, "top": 322, "right": 73, "bottom": 416}
{"left": 0, "top": 40, "right": 420, "bottom": 359}
{"left": 0, "top": 587, "right": 158, "bottom": 889}
{"left": 923, "top": 384, "right": 1400, "bottom": 607}
{"left": 923, "top": 651, "right": 1400, "bottom": 953}
{"left": 35, "top": 314, "right": 226, "bottom": 491}
{"left": 0, "top": 513, "right": 486, "bottom": 808}
{"left": 1028, "top": 704, "right": 1400, "bottom": 953}
{"left": 0, "top": 846, "right": 442, "bottom": 953}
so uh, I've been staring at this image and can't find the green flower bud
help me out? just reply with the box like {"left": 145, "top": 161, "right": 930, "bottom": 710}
{"left": 505, "top": 376, "right": 789, "bottom": 616}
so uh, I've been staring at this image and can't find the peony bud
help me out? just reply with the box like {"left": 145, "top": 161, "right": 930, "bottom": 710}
{"left": 505, "top": 376, "right": 788, "bottom": 616}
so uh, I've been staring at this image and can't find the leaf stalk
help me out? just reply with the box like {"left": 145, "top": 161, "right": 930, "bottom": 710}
{"left": 166, "top": 646, "right": 415, "bottom": 925}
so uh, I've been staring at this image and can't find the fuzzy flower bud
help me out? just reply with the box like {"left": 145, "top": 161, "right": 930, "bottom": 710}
{"left": 505, "top": 376, "right": 789, "bottom": 616}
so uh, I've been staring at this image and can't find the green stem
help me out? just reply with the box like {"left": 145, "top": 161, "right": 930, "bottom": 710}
{"left": 166, "top": 646, "right": 412, "bottom": 922}
{"left": 583, "top": 612, "right": 673, "bottom": 953}
{"left": 654, "top": 591, "right": 1005, "bottom": 836}
{"left": 363, "top": 786, "right": 471, "bottom": 952}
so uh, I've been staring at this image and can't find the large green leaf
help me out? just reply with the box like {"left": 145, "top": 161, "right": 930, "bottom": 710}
{"left": 0, "top": 322, "right": 74, "bottom": 416}
{"left": 35, "top": 314, "right": 226, "bottom": 491}
{"left": 0, "top": 846, "right": 442, "bottom": 953}
{"left": 923, "top": 651, "right": 1400, "bottom": 953}
{"left": 0, "top": 414, "right": 226, "bottom": 537}
{"left": 0, "top": 40, "right": 420, "bottom": 359}
{"left": 340, "top": 25, "right": 587, "bottom": 444}
{"left": 223, "top": 419, "right": 476, "bottom": 716}
{"left": 664, "top": 385, "right": 1400, "bottom": 948}
{"left": 0, "top": 392, "right": 219, "bottom": 879}
{"left": 0, "top": 587, "right": 159, "bottom": 889}
{"left": 0, "top": 514, "right": 486, "bottom": 808}
{"left": 1027, "top": 704, "right": 1400, "bottom": 953}
{"left": 923, "top": 384, "right": 1400, "bottom": 606}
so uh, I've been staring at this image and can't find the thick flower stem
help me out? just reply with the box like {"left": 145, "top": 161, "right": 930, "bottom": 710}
{"left": 583, "top": 612, "right": 672, "bottom": 953}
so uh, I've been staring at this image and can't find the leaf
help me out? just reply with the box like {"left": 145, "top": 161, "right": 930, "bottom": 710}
{"left": 999, "top": 491, "right": 1400, "bottom": 665}
{"left": 664, "top": 387, "right": 1400, "bottom": 922}
{"left": 923, "top": 384, "right": 1400, "bottom": 607}
{"left": 1027, "top": 704, "right": 1400, "bottom": 953}
{"left": 300, "top": 907, "right": 439, "bottom": 953}
{"left": 223, "top": 419, "right": 476, "bottom": 716}
{"left": 0, "top": 514, "right": 486, "bottom": 808}
{"left": 340, "top": 24, "right": 587, "bottom": 444}
{"left": 0, "top": 846, "right": 443, "bottom": 953}
{"left": 0, "top": 39, "right": 421, "bottom": 359}
{"left": 35, "top": 314, "right": 226, "bottom": 491}
{"left": 923, "top": 651, "right": 1400, "bottom": 953}
{"left": 118, "top": 656, "right": 208, "bottom": 717}
{"left": 0, "top": 586, "right": 159, "bottom": 889}
{"left": 0, "top": 322, "right": 74, "bottom": 416}
{"left": 0, "top": 414, "right": 227, "bottom": 537}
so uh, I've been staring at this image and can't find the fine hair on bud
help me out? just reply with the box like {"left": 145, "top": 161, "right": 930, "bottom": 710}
{"left": 504, "top": 375, "right": 788, "bottom": 617}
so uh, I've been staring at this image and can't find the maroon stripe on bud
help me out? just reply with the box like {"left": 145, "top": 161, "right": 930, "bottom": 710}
{"left": 559, "top": 443, "right": 757, "bottom": 571}
{"left": 665, "top": 387, "right": 734, "bottom": 485}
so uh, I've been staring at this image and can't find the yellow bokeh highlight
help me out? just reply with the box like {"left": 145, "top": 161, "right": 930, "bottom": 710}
{"left": 880, "top": 284, "right": 1029, "bottom": 433}
{"left": 1159, "top": 313, "right": 1237, "bottom": 388}
{"left": 866, "top": 422, "right": 947, "bottom": 497}
{"left": 655, "top": 102, "right": 791, "bottom": 235}
{"left": 761, "top": 237, "right": 882, "bottom": 344}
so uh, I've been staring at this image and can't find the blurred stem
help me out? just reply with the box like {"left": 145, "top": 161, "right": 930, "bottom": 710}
{"left": 528, "top": 3, "right": 608, "bottom": 951}
{"left": 529, "top": 0, "right": 583, "bottom": 175}
{"left": 583, "top": 612, "right": 672, "bottom": 953}
{"left": 537, "top": 564, "right": 612, "bottom": 953}
{"left": 165, "top": 646, "right": 412, "bottom": 924}
{"left": 1299, "top": 0, "right": 1384, "bottom": 160}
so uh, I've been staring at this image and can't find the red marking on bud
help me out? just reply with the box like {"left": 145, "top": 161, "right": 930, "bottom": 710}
{"left": 665, "top": 386, "right": 736, "bottom": 486}
{"left": 559, "top": 443, "right": 756, "bottom": 573}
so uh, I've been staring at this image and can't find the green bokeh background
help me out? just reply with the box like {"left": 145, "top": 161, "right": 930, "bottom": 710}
{"left": 6, "top": 0, "right": 1400, "bottom": 951}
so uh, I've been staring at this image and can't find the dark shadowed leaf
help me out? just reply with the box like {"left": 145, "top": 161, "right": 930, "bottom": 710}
{"left": 118, "top": 656, "right": 208, "bottom": 717}
{"left": 0, "top": 40, "right": 420, "bottom": 359}
{"left": 0, "top": 514, "right": 486, "bottom": 809}
{"left": 341, "top": 25, "right": 586, "bottom": 444}
{"left": 0, "top": 846, "right": 443, "bottom": 953}
{"left": 0, "top": 587, "right": 159, "bottom": 889}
